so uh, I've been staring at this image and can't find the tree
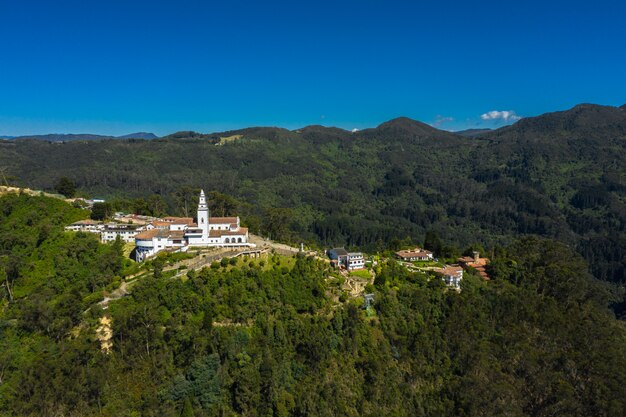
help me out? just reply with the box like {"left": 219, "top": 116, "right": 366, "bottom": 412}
{"left": 0, "top": 261, "right": 13, "bottom": 302}
{"left": 180, "top": 397, "right": 195, "bottom": 417}
{"left": 262, "top": 208, "right": 293, "bottom": 241}
{"left": 208, "top": 191, "right": 239, "bottom": 216}
{"left": 153, "top": 256, "right": 165, "bottom": 278}
{"left": 175, "top": 186, "right": 199, "bottom": 217}
{"left": 146, "top": 195, "right": 168, "bottom": 217}
{"left": 54, "top": 177, "right": 76, "bottom": 198}
{"left": 423, "top": 230, "right": 443, "bottom": 256}
{"left": 91, "top": 202, "right": 112, "bottom": 220}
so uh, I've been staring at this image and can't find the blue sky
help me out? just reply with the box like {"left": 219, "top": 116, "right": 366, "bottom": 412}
{"left": 1, "top": 0, "right": 625, "bottom": 136}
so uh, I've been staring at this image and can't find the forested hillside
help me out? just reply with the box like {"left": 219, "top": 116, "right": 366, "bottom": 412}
{"left": 1, "top": 103, "right": 625, "bottom": 286}
{"left": 0, "top": 194, "right": 625, "bottom": 416}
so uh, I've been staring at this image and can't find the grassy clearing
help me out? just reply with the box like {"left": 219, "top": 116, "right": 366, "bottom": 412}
{"left": 217, "top": 134, "right": 243, "bottom": 145}
{"left": 205, "top": 253, "right": 299, "bottom": 273}
{"left": 413, "top": 260, "right": 445, "bottom": 268}
{"left": 350, "top": 269, "right": 371, "bottom": 279}
{"left": 122, "top": 242, "right": 135, "bottom": 258}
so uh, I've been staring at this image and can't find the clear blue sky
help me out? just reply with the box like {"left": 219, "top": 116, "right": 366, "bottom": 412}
{"left": 1, "top": 0, "right": 625, "bottom": 136}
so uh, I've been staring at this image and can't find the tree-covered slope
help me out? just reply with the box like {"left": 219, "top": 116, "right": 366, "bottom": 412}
{"left": 0, "top": 103, "right": 625, "bottom": 284}
{"left": 1, "top": 194, "right": 625, "bottom": 416}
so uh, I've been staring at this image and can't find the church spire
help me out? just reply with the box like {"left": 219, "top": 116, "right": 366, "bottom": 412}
{"left": 198, "top": 189, "right": 208, "bottom": 211}
{"left": 198, "top": 189, "right": 209, "bottom": 237}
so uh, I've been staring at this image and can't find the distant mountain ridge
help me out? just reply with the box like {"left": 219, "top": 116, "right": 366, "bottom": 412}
{"left": 455, "top": 128, "right": 493, "bottom": 137}
{"left": 7, "top": 132, "right": 158, "bottom": 142}
{"left": 1, "top": 102, "right": 626, "bottom": 285}
{"left": 5, "top": 103, "right": 626, "bottom": 142}
{"left": 116, "top": 132, "right": 158, "bottom": 140}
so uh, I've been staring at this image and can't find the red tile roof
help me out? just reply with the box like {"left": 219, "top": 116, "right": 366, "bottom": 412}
{"left": 435, "top": 265, "right": 463, "bottom": 277}
{"left": 135, "top": 229, "right": 161, "bottom": 239}
{"left": 396, "top": 248, "right": 433, "bottom": 259}
{"left": 72, "top": 219, "right": 101, "bottom": 225}
{"left": 151, "top": 220, "right": 172, "bottom": 227}
{"left": 210, "top": 217, "right": 238, "bottom": 224}
{"left": 162, "top": 217, "right": 194, "bottom": 224}
{"left": 208, "top": 227, "right": 248, "bottom": 237}
{"left": 457, "top": 256, "right": 491, "bottom": 280}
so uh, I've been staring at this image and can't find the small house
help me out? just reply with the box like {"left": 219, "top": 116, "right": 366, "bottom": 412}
{"left": 327, "top": 248, "right": 365, "bottom": 270}
{"left": 435, "top": 265, "right": 464, "bottom": 289}
{"left": 457, "top": 251, "right": 490, "bottom": 280}
{"left": 395, "top": 248, "right": 434, "bottom": 262}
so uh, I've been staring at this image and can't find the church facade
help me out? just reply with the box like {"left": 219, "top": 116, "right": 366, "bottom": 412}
{"left": 135, "top": 190, "right": 253, "bottom": 261}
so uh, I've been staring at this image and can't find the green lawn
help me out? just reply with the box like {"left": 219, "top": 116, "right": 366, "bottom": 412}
{"left": 350, "top": 269, "right": 371, "bottom": 279}
{"left": 413, "top": 260, "right": 445, "bottom": 268}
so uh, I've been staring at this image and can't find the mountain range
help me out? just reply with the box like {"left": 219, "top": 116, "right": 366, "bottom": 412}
{"left": 1, "top": 132, "right": 158, "bottom": 141}
{"left": 1, "top": 103, "right": 625, "bottom": 285}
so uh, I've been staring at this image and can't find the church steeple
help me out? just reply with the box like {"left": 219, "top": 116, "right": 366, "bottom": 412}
{"left": 198, "top": 189, "right": 208, "bottom": 211}
{"left": 198, "top": 189, "right": 209, "bottom": 238}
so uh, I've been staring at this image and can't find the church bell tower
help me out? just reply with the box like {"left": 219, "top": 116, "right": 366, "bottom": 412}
{"left": 198, "top": 189, "right": 209, "bottom": 239}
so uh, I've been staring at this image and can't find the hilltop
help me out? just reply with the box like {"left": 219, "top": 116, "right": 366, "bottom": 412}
{"left": 0, "top": 103, "right": 625, "bottom": 286}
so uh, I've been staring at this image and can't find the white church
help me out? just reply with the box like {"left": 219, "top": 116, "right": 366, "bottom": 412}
{"left": 135, "top": 190, "right": 253, "bottom": 261}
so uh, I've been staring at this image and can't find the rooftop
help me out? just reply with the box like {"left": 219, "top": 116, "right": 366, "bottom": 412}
{"left": 329, "top": 248, "right": 349, "bottom": 256}
{"left": 161, "top": 216, "right": 194, "bottom": 224}
{"left": 209, "top": 216, "right": 238, "bottom": 224}
{"left": 135, "top": 229, "right": 161, "bottom": 240}
{"left": 208, "top": 227, "right": 248, "bottom": 237}
{"left": 396, "top": 248, "right": 433, "bottom": 258}
{"left": 435, "top": 265, "right": 464, "bottom": 276}
{"left": 71, "top": 219, "right": 101, "bottom": 225}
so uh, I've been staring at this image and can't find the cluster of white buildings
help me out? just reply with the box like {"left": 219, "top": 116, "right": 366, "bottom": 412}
{"left": 65, "top": 220, "right": 140, "bottom": 243}
{"left": 394, "top": 246, "right": 465, "bottom": 290}
{"left": 65, "top": 190, "right": 253, "bottom": 261}
{"left": 65, "top": 190, "right": 475, "bottom": 291}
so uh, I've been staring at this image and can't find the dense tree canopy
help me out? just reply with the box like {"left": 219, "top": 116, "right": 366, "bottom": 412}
{"left": 53, "top": 176, "right": 76, "bottom": 198}
{"left": 1, "top": 104, "right": 625, "bottom": 286}
{"left": 1, "top": 195, "right": 625, "bottom": 416}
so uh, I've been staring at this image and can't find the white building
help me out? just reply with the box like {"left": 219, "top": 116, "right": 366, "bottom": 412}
{"left": 134, "top": 189, "right": 253, "bottom": 261}
{"left": 100, "top": 223, "right": 141, "bottom": 243}
{"left": 64, "top": 219, "right": 103, "bottom": 233}
{"left": 135, "top": 229, "right": 186, "bottom": 261}
{"left": 346, "top": 252, "right": 365, "bottom": 270}
{"left": 65, "top": 219, "right": 141, "bottom": 243}
{"left": 327, "top": 248, "right": 366, "bottom": 270}
{"left": 436, "top": 265, "right": 464, "bottom": 289}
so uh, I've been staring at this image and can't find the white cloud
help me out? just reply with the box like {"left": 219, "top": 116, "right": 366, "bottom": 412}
{"left": 351, "top": 128, "right": 359, "bottom": 133}
{"left": 432, "top": 115, "right": 454, "bottom": 127}
{"left": 480, "top": 110, "right": 521, "bottom": 122}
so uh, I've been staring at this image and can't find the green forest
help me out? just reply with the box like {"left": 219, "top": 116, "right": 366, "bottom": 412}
{"left": 1, "top": 193, "right": 625, "bottom": 416}
{"left": 1, "top": 104, "right": 625, "bottom": 291}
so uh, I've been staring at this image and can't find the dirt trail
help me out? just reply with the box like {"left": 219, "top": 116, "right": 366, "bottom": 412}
{"left": 342, "top": 270, "right": 374, "bottom": 297}
{"left": 98, "top": 281, "right": 130, "bottom": 308}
